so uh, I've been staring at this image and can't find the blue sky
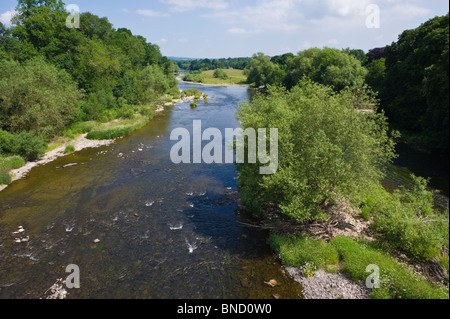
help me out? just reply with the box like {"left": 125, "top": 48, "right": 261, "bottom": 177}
{"left": 1, "top": 0, "right": 449, "bottom": 58}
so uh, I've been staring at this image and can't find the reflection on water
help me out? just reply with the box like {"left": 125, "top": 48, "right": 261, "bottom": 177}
{"left": 0, "top": 82, "right": 303, "bottom": 299}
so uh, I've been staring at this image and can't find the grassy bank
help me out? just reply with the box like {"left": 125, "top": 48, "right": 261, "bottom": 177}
{"left": 183, "top": 69, "right": 248, "bottom": 85}
{"left": 269, "top": 234, "right": 449, "bottom": 299}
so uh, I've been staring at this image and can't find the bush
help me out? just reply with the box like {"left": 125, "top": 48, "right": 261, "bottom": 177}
{"left": 183, "top": 73, "right": 204, "bottom": 83}
{"left": 236, "top": 80, "right": 396, "bottom": 222}
{"left": 0, "top": 57, "right": 83, "bottom": 138}
{"left": 0, "top": 167, "right": 11, "bottom": 184}
{"left": 364, "top": 177, "right": 449, "bottom": 261}
{"left": 0, "top": 156, "right": 26, "bottom": 169}
{"left": 0, "top": 129, "right": 47, "bottom": 161}
{"left": 69, "top": 121, "right": 97, "bottom": 134}
{"left": 182, "top": 88, "right": 203, "bottom": 97}
{"left": 11, "top": 131, "right": 47, "bottom": 161}
{"left": 213, "top": 68, "right": 229, "bottom": 80}
{"left": 64, "top": 145, "right": 75, "bottom": 154}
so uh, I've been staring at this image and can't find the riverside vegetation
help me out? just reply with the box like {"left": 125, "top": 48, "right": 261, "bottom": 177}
{"left": 0, "top": 0, "right": 182, "bottom": 184}
{"left": 236, "top": 14, "right": 449, "bottom": 299}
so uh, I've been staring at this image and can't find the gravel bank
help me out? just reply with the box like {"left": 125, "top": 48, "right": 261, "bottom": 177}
{"left": 1, "top": 133, "right": 114, "bottom": 192}
{"left": 285, "top": 267, "right": 370, "bottom": 299}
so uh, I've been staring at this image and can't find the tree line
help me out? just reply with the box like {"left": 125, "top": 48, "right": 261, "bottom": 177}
{"left": 0, "top": 0, "right": 179, "bottom": 161}
{"left": 175, "top": 57, "right": 252, "bottom": 71}
{"left": 243, "top": 14, "right": 449, "bottom": 155}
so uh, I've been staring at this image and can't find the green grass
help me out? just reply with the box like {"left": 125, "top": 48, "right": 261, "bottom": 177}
{"left": 68, "top": 121, "right": 97, "bottom": 134}
{"left": 87, "top": 115, "right": 149, "bottom": 140}
{"left": 0, "top": 167, "right": 12, "bottom": 184}
{"left": 269, "top": 233, "right": 449, "bottom": 299}
{"left": 201, "top": 69, "right": 248, "bottom": 85}
{"left": 0, "top": 155, "right": 26, "bottom": 169}
{"left": 64, "top": 145, "right": 75, "bottom": 154}
{"left": 269, "top": 233, "right": 339, "bottom": 270}
{"left": 184, "top": 69, "right": 248, "bottom": 85}
{"left": 330, "top": 236, "right": 449, "bottom": 299}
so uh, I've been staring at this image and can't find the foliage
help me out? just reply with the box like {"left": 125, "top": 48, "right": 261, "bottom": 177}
{"left": 175, "top": 57, "right": 252, "bottom": 71}
{"left": 86, "top": 115, "right": 149, "bottom": 140}
{"left": 182, "top": 88, "right": 203, "bottom": 97}
{"left": 0, "top": 129, "right": 47, "bottom": 161}
{"left": 0, "top": 167, "right": 12, "bottom": 184}
{"left": 365, "top": 58, "right": 386, "bottom": 96}
{"left": 382, "top": 14, "right": 449, "bottom": 154}
{"left": 245, "top": 52, "right": 284, "bottom": 88}
{"left": 362, "top": 177, "right": 449, "bottom": 261}
{"left": 236, "top": 80, "right": 396, "bottom": 222}
{"left": 269, "top": 233, "right": 339, "bottom": 271}
{"left": 0, "top": 57, "right": 83, "bottom": 138}
{"left": 213, "top": 68, "right": 229, "bottom": 80}
{"left": 283, "top": 47, "right": 368, "bottom": 91}
{"left": 330, "top": 236, "right": 449, "bottom": 299}
{"left": 64, "top": 145, "right": 75, "bottom": 154}
{"left": 183, "top": 73, "right": 204, "bottom": 83}
{"left": 0, "top": 155, "right": 26, "bottom": 169}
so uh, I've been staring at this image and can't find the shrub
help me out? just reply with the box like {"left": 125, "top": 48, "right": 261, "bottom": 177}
{"left": 0, "top": 57, "right": 83, "bottom": 138}
{"left": 363, "top": 177, "right": 449, "bottom": 261}
{"left": 64, "top": 145, "right": 75, "bottom": 154}
{"left": 87, "top": 116, "right": 148, "bottom": 140}
{"left": 10, "top": 131, "right": 47, "bottom": 161}
{"left": 182, "top": 88, "right": 203, "bottom": 97}
{"left": 0, "top": 167, "right": 11, "bottom": 184}
{"left": 213, "top": 68, "right": 229, "bottom": 80}
{"left": 69, "top": 121, "right": 97, "bottom": 134}
{"left": 0, "top": 129, "right": 47, "bottom": 161}
{"left": 236, "top": 80, "right": 396, "bottom": 221}
{"left": 0, "top": 156, "right": 26, "bottom": 169}
{"left": 183, "top": 73, "right": 204, "bottom": 83}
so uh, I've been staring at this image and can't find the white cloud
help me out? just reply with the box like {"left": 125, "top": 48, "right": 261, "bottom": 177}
{"left": 389, "top": 4, "right": 432, "bottom": 18}
{"left": 0, "top": 9, "right": 18, "bottom": 26}
{"left": 161, "top": 0, "right": 229, "bottom": 12}
{"left": 160, "top": 38, "right": 168, "bottom": 43}
{"left": 136, "top": 9, "right": 170, "bottom": 17}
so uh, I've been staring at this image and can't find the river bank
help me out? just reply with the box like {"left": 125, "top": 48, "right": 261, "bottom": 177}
{"left": 0, "top": 134, "right": 115, "bottom": 193}
{"left": 0, "top": 89, "right": 206, "bottom": 193}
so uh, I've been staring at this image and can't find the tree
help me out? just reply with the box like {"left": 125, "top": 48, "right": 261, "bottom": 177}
{"left": 342, "top": 48, "right": 368, "bottom": 65}
{"left": 246, "top": 52, "right": 284, "bottom": 88}
{"left": 366, "top": 58, "right": 386, "bottom": 96}
{"left": 284, "top": 47, "right": 368, "bottom": 91}
{"left": 236, "top": 80, "right": 396, "bottom": 222}
{"left": 213, "top": 68, "right": 229, "bottom": 80}
{"left": 383, "top": 14, "right": 449, "bottom": 153}
{"left": 0, "top": 57, "right": 83, "bottom": 138}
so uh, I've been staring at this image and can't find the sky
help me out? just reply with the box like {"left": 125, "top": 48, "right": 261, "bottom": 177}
{"left": 1, "top": 0, "right": 449, "bottom": 58}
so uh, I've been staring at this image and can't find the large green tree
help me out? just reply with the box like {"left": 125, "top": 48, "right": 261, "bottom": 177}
{"left": 284, "top": 47, "right": 368, "bottom": 91}
{"left": 0, "top": 57, "right": 82, "bottom": 138}
{"left": 236, "top": 80, "right": 396, "bottom": 222}
{"left": 383, "top": 14, "right": 449, "bottom": 153}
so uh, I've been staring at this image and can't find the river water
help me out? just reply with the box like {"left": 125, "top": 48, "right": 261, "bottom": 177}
{"left": 0, "top": 81, "right": 303, "bottom": 299}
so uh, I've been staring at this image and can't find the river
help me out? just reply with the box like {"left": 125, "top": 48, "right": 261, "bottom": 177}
{"left": 0, "top": 81, "right": 303, "bottom": 299}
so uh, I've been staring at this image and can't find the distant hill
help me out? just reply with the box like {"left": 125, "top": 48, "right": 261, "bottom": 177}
{"left": 168, "top": 57, "right": 199, "bottom": 61}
